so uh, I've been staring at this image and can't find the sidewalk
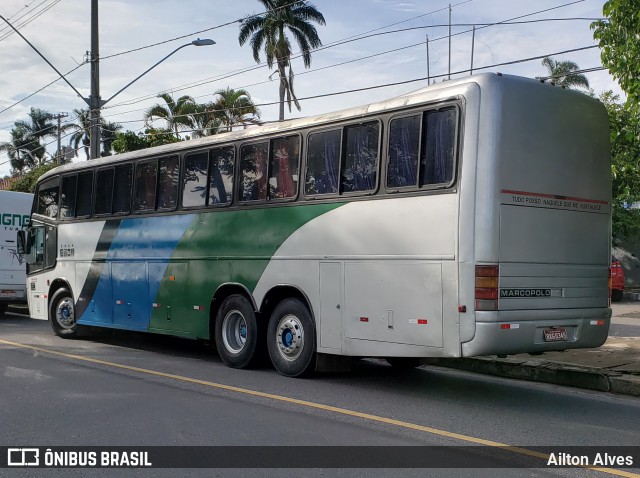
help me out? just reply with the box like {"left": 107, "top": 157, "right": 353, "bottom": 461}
{"left": 437, "top": 336, "right": 640, "bottom": 397}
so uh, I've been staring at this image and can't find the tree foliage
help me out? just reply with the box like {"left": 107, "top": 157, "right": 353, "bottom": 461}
{"left": 112, "top": 128, "right": 179, "bottom": 154}
{"left": 8, "top": 163, "right": 58, "bottom": 193}
{"left": 592, "top": 0, "right": 640, "bottom": 113}
{"left": 541, "top": 56, "right": 590, "bottom": 90}
{"left": 239, "top": 0, "right": 325, "bottom": 121}
{"left": 600, "top": 91, "right": 640, "bottom": 239}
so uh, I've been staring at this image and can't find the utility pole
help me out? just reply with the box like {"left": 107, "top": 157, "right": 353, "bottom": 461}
{"left": 448, "top": 3, "right": 451, "bottom": 80}
{"left": 89, "top": 0, "right": 102, "bottom": 160}
{"left": 426, "top": 35, "right": 430, "bottom": 85}
{"left": 470, "top": 26, "right": 476, "bottom": 76}
{"left": 52, "top": 112, "right": 68, "bottom": 164}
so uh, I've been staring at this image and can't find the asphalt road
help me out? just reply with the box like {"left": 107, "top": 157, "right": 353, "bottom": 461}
{"left": 1, "top": 311, "right": 639, "bottom": 478}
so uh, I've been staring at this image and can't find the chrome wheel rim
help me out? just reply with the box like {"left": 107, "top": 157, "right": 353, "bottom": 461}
{"left": 55, "top": 298, "right": 76, "bottom": 329}
{"left": 222, "top": 310, "right": 247, "bottom": 353}
{"left": 276, "top": 314, "right": 304, "bottom": 361}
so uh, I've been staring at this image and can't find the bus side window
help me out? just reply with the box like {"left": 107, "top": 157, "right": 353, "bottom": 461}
{"left": 76, "top": 171, "right": 93, "bottom": 217}
{"left": 59, "top": 175, "right": 77, "bottom": 218}
{"left": 305, "top": 130, "right": 340, "bottom": 195}
{"left": 239, "top": 143, "right": 268, "bottom": 202}
{"left": 387, "top": 115, "right": 420, "bottom": 188}
{"left": 113, "top": 164, "right": 132, "bottom": 214}
{"left": 36, "top": 178, "right": 59, "bottom": 218}
{"left": 183, "top": 151, "right": 209, "bottom": 208}
{"left": 134, "top": 160, "right": 158, "bottom": 211}
{"left": 157, "top": 156, "right": 178, "bottom": 210}
{"left": 94, "top": 168, "right": 114, "bottom": 215}
{"left": 421, "top": 108, "right": 457, "bottom": 186}
{"left": 269, "top": 136, "right": 299, "bottom": 199}
{"left": 209, "top": 146, "right": 234, "bottom": 205}
{"left": 342, "top": 122, "right": 379, "bottom": 193}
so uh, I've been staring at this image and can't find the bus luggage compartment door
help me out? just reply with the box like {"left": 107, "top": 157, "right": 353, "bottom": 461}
{"left": 112, "top": 262, "right": 150, "bottom": 330}
{"left": 344, "top": 262, "right": 443, "bottom": 347}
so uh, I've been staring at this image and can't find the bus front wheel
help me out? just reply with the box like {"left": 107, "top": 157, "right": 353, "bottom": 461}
{"left": 267, "top": 298, "right": 316, "bottom": 378}
{"left": 214, "top": 294, "right": 264, "bottom": 369}
{"left": 49, "top": 288, "right": 78, "bottom": 338}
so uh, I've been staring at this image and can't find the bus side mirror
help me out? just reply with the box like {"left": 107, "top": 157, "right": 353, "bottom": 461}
{"left": 16, "top": 230, "right": 29, "bottom": 255}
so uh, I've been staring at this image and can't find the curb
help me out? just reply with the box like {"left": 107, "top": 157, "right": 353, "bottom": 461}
{"left": 435, "top": 357, "right": 640, "bottom": 397}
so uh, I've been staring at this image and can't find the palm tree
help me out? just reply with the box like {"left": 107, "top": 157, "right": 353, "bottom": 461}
{"left": 239, "top": 0, "right": 325, "bottom": 121}
{"left": 69, "top": 108, "right": 92, "bottom": 160}
{"left": 144, "top": 93, "right": 196, "bottom": 138}
{"left": 101, "top": 121, "right": 123, "bottom": 156}
{"left": 0, "top": 126, "right": 39, "bottom": 173}
{"left": 0, "top": 108, "right": 56, "bottom": 172}
{"left": 212, "top": 87, "right": 261, "bottom": 132}
{"left": 191, "top": 102, "right": 223, "bottom": 138}
{"left": 541, "top": 56, "right": 590, "bottom": 90}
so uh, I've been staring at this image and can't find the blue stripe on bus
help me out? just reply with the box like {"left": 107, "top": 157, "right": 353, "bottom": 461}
{"left": 76, "top": 214, "right": 195, "bottom": 330}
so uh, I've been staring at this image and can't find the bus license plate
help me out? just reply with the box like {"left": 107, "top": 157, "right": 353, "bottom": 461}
{"left": 544, "top": 328, "right": 567, "bottom": 342}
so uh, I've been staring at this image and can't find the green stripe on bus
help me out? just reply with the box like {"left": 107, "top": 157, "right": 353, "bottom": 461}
{"left": 149, "top": 202, "right": 344, "bottom": 337}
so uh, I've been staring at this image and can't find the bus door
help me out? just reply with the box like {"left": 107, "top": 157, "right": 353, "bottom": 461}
{"left": 24, "top": 223, "right": 56, "bottom": 320}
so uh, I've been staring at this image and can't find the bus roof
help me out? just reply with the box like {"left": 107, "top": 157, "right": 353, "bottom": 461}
{"left": 37, "top": 72, "right": 598, "bottom": 183}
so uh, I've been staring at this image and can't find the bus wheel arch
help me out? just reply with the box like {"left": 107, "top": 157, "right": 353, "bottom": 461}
{"left": 49, "top": 286, "right": 78, "bottom": 338}
{"left": 211, "top": 284, "right": 265, "bottom": 369}
{"left": 264, "top": 288, "right": 317, "bottom": 378}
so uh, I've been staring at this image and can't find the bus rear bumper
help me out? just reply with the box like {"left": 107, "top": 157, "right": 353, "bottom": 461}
{"left": 461, "top": 308, "right": 612, "bottom": 357}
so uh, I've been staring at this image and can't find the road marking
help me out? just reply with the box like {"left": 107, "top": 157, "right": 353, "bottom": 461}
{"left": 0, "top": 338, "right": 637, "bottom": 477}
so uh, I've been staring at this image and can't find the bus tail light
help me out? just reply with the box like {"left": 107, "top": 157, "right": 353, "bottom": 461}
{"left": 476, "top": 265, "right": 499, "bottom": 311}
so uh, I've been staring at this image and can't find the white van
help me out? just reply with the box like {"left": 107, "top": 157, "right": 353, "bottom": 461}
{"left": 0, "top": 190, "right": 32, "bottom": 314}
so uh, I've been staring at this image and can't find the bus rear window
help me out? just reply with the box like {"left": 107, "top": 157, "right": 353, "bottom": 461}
{"left": 37, "top": 178, "right": 59, "bottom": 218}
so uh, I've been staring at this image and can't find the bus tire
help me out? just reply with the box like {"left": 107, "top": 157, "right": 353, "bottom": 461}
{"left": 267, "top": 298, "right": 316, "bottom": 378}
{"left": 49, "top": 288, "right": 78, "bottom": 338}
{"left": 214, "top": 294, "right": 264, "bottom": 369}
{"left": 611, "top": 289, "right": 623, "bottom": 302}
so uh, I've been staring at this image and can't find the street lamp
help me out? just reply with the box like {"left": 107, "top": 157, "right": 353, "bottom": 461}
{"left": 0, "top": 12, "right": 214, "bottom": 159}
{"left": 90, "top": 37, "right": 215, "bottom": 158}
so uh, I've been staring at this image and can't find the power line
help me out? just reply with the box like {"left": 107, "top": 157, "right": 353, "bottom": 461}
{"left": 0, "top": 0, "right": 62, "bottom": 42}
{"left": 108, "top": 45, "right": 602, "bottom": 127}
{"left": 98, "top": 0, "right": 308, "bottom": 61}
{"left": 102, "top": 0, "right": 592, "bottom": 112}
{"left": 0, "top": 62, "right": 87, "bottom": 116}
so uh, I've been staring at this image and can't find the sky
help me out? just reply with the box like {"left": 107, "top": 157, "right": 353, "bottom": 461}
{"left": 0, "top": 0, "right": 622, "bottom": 178}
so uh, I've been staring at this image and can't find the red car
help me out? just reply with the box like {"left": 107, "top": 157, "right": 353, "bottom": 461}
{"left": 611, "top": 256, "right": 625, "bottom": 302}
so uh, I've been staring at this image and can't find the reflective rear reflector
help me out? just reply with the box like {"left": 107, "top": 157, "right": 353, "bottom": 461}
{"left": 590, "top": 320, "right": 606, "bottom": 326}
{"left": 360, "top": 317, "right": 369, "bottom": 322}
{"left": 475, "top": 299, "right": 497, "bottom": 311}
{"left": 500, "top": 323, "right": 520, "bottom": 329}
{"left": 193, "top": 306, "right": 205, "bottom": 311}
{"left": 417, "top": 319, "right": 428, "bottom": 325}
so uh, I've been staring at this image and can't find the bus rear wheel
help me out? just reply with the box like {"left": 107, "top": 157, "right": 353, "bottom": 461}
{"left": 267, "top": 298, "right": 316, "bottom": 378}
{"left": 49, "top": 288, "right": 78, "bottom": 338}
{"left": 214, "top": 294, "right": 264, "bottom": 369}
